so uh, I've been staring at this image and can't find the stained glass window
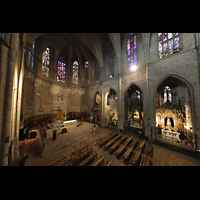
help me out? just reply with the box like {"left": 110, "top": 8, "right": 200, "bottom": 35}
{"left": 57, "top": 56, "right": 66, "bottom": 83}
{"left": 158, "top": 33, "right": 179, "bottom": 59}
{"left": 127, "top": 33, "right": 137, "bottom": 70}
{"left": 85, "top": 61, "right": 89, "bottom": 85}
{"left": 28, "top": 41, "right": 35, "bottom": 68}
{"left": 164, "top": 86, "right": 172, "bottom": 103}
{"left": 41, "top": 47, "right": 50, "bottom": 78}
{"left": 72, "top": 61, "right": 79, "bottom": 85}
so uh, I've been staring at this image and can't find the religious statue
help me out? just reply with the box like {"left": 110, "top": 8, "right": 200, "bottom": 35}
{"left": 166, "top": 117, "right": 171, "bottom": 128}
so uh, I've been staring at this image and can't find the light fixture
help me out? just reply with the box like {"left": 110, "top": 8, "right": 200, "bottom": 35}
{"left": 130, "top": 65, "right": 137, "bottom": 71}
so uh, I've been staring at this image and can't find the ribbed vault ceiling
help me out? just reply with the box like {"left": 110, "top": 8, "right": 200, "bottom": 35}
{"left": 24, "top": 33, "right": 119, "bottom": 67}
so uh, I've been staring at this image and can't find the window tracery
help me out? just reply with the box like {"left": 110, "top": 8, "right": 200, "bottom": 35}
{"left": 158, "top": 33, "right": 179, "bottom": 59}
{"left": 57, "top": 56, "right": 66, "bottom": 83}
{"left": 41, "top": 47, "right": 50, "bottom": 78}
{"left": 72, "top": 61, "right": 79, "bottom": 85}
{"left": 127, "top": 33, "right": 137, "bottom": 70}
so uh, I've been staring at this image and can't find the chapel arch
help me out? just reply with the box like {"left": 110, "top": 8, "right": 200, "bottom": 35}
{"left": 105, "top": 88, "right": 118, "bottom": 127}
{"left": 155, "top": 75, "right": 196, "bottom": 150}
{"left": 124, "top": 83, "right": 144, "bottom": 135}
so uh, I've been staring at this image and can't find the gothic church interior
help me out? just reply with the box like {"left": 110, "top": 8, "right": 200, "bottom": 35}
{"left": 1, "top": 33, "right": 200, "bottom": 166}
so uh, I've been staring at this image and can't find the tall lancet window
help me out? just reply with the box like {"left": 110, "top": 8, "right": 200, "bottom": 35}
{"left": 127, "top": 33, "right": 137, "bottom": 70}
{"left": 85, "top": 61, "right": 89, "bottom": 85}
{"left": 28, "top": 41, "right": 35, "bottom": 68}
{"left": 41, "top": 47, "right": 50, "bottom": 78}
{"left": 57, "top": 56, "right": 66, "bottom": 83}
{"left": 163, "top": 86, "right": 172, "bottom": 103}
{"left": 72, "top": 61, "right": 79, "bottom": 85}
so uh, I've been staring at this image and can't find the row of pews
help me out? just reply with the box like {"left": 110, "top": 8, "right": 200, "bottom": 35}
{"left": 49, "top": 131, "right": 153, "bottom": 166}
{"left": 49, "top": 145, "right": 111, "bottom": 166}
{"left": 95, "top": 131, "right": 153, "bottom": 166}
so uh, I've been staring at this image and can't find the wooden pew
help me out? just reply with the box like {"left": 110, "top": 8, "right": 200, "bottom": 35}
{"left": 109, "top": 134, "right": 128, "bottom": 152}
{"left": 97, "top": 131, "right": 118, "bottom": 146}
{"left": 139, "top": 155, "right": 151, "bottom": 166}
{"left": 91, "top": 156, "right": 105, "bottom": 166}
{"left": 71, "top": 145, "right": 89, "bottom": 160}
{"left": 77, "top": 151, "right": 98, "bottom": 166}
{"left": 121, "top": 137, "right": 138, "bottom": 160}
{"left": 64, "top": 145, "right": 93, "bottom": 166}
{"left": 71, "top": 148, "right": 93, "bottom": 165}
{"left": 49, "top": 156, "right": 67, "bottom": 166}
{"left": 136, "top": 139, "right": 145, "bottom": 151}
{"left": 103, "top": 133, "right": 122, "bottom": 149}
{"left": 95, "top": 131, "right": 112, "bottom": 145}
{"left": 128, "top": 149, "right": 141, "bottom": 166}
{"left": 115, "top": 136, "right": 133, "bottom": 156}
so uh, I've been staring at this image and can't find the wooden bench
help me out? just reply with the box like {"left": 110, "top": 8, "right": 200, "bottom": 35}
{"left": 115, "top": 136, "right": 133, "bottom": 156}
{"left": 95, "top": 131, "right": 114, "bottom": 144}
{"left": 91, "top": 156, "right": 105, "bottom": 166}
{"left": 109, "top": 134, "right": 127, "bottom": 152}
{"left": 77, "top": 151, "right": 98, "bottom": 166}
{"left": 49, "top": 156, "right": 67, "bottom": 166}
{"left": 139, "top": 155, "right": 151, "bottom": 166}
{"left": 136, "top": 139, "right": 145, "bottom": 151}
{"left": 128, "top": 149, "right": 141, "bottom": 166}
{"left": 71, "top": 148, "right": 93, "bottom": 165}
{"left": 103, "top": 133, "right": 122, "bottom": 149}
{"left": 96, "top": 131, "right": 117, "bottom": 146}
{"left": 121, "top": 137, "right": 138, "bottom": 160}
{"left": 71, "top": 145, "right": 89, "bottom": 160}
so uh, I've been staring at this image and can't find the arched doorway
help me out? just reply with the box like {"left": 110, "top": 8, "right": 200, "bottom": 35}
{"left": 155, "top": 76, "right": 196, "bottom": 151}
{"left": 106, "top": 89, "right": 118, "bottom": 127}
{"left": 125, "top": 84, "right": 144, "bottom": 136}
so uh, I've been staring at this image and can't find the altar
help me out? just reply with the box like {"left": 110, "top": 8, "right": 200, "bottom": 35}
{"left": 63, "top": 120, "right": 77, "bottom": 126}
{"left": 161, "top": 129, "right": 180, "bottom": 140}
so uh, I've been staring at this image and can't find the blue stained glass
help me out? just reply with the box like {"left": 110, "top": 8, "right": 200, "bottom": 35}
{"left": 131, "top": 47, "right": 134, "bottom": 54}
{"left": 163, "top": 33, "right": 167, "bottom": 42}
{"left": 57, "top": 56, "right": 66, "bottom": 83}
{"left": 28, "top": 41, "right": 35, "bottom": 68}
{"left": 158, "top": 33, "right": 179, "bottom": 58}
{"left": 131, "top": 60, "right": 134, "bottom": 65}
{"left": 127, "top": 33, "right": 137, "bottom": 70}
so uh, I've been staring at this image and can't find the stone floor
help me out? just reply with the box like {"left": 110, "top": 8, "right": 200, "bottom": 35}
{"left": 22, "top": 122, "right": 200, "bottom": 166}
